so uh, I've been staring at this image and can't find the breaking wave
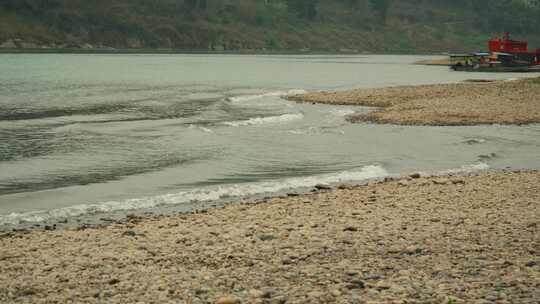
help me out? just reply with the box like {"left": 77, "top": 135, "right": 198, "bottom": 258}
{"left": 0, "top": 162, "right": 495, "bottom": 225}
{"left": 188, "top": 124, "right": 213, "bottom": 133}
{"left": 223, "top": 113, "right": 304, "bottom": 127}
{"left": 438, "top": 162, "right": 490, "bottom": 175}
{"left": 0, "top": 165, "right": 388, "bottom": 225}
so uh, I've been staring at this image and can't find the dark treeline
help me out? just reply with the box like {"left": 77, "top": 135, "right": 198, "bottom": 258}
{"left": 0, "top": 0, "right": 539, "bottom": 52}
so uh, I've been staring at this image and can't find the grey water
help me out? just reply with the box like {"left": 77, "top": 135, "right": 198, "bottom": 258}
{"left": 1, "top": 54, "right": 539, "bottom": 224}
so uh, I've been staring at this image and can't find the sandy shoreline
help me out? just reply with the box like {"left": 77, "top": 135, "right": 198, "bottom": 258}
{"left": 1, "top": 170, "right": 539, "bottom": 303}
{"left": 289, "top": 77, "right": 540, "bottom": 126}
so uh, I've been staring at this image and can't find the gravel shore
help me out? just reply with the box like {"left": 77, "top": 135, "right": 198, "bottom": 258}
{"left": 289, "top": 77, "right": 540, "bottom": 125}
{"left": 1, "top": 171, "right": 539, "bottom": 303}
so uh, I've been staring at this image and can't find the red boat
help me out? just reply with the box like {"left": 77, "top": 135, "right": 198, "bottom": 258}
{"left": 489, "top": 32, "right": 540, "bottom": 66}
{"left": 450, "top": 33, "right": 540, "bottom": 72}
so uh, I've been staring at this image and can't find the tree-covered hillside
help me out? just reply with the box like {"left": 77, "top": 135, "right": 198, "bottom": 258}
{"left": 1, "top": 0, "right": 539, "bottom": 53}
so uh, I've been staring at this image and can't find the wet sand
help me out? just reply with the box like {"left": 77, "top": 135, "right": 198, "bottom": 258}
{"left": 1, "top": 171, "right": 539, "bottom": 304}
{"left": 289, "top": 77, "right": 540, "bottom": 125}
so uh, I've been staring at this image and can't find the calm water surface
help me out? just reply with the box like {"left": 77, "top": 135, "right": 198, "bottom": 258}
{"left": 1, "top": 54, "right": 539, "bottom": 224}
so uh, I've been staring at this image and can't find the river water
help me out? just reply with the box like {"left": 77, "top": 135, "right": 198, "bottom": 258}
{"left": 1, "top": 54, "right": 539, "bottom": 225}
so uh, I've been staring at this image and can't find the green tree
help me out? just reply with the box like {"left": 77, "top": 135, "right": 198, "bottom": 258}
{"left": 370, "top": 0, "right": 393, "bottom": 24}
{"left": 287, "top": 0, "right": 318, "bottom": 20}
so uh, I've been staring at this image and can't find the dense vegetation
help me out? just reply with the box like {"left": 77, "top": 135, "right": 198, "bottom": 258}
{"left": 1, "top": 0, "right": 539, "bottom": 53}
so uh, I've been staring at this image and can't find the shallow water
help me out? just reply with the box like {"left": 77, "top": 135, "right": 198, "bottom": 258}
{"left": 1, "top": 54, "right": 539, "bottom": 224}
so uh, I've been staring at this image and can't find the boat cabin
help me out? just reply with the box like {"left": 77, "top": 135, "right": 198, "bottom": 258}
{"left": 449, "top": 33, "right": 540, "bottom": 71}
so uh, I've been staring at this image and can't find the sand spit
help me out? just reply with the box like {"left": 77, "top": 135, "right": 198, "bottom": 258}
{"left": 414, "top": 58, "right": 451, "bottom": 66}
{"left": 289, "top": 77, "right": 540, "bottom": 125}
{"left": 1, "top": 171, "right": 539, "bottom": 303}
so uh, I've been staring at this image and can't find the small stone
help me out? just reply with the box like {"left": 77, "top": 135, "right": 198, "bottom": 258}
{"left": 346, "top": 279, "right": 365, "bottom": 289}
{"left": 485, "top": 293, "right": 500, "bottom": 301}
{"left": 398, "top": 180, "right": 410, "bottom": 186}
{"left": 403, "top": 245, "right": 423, "bottom": 255}
{"left": 108, "top": 278, "right": 120, "bottom": 285}
{"left": 19, "top": 288, "right": 38, "bottom": 296}
{"left": 433, "top": 178, "right": 450, "bottom": 185}
{"left": 451, "top": 178, "right": 465, "bottom": 185}
{"left": 314, "top": 184, "right": 332, "bottom": 190}
{"left": 525, "top": 261, "right": 537, "bottom": 267}
{"left": 270, "top": 296, "right": 287, "bottom": 304}
{"left": 307, "top": 291, "right": 325, "bottom": 299}
{"left": 409, "top": 173, "right": 421, "bottom": 179}
{"left": 262, "top": 289, "right": 275, "bottom": 298}
{"left": 249, "top": 289, "right": 263, "bottom": 298}
{"left": 249, "top": 288, "right": 274, "bottom": 299}
{"left": 195, "top": 288, "right": 209, "bottom": 295}
{"left": 122, "top": 230, "right": 137, "bottom": 237}
{"left": 44, "top": 225, "right": 56, "bottom": 231}
{"left": 363, "top": 274, "right": 382, "bottom": 280}
{"left": 375, "top": 281, "right": 391, "bottom": 290}
{"left": 258, "top": 234, "right": 277, "bottom": 241}
{"left": 215, "top": 296, "right": 241, "bottom": 304}
{"left": 281, "top": 257, "right": 293, "bottom": 265}
{"left": 330, "top": 289, "right": 342, "bottom": 297}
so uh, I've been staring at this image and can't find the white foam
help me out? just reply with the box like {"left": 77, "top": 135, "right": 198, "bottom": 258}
{"left": 199, "top": 127, "right": 213, "bottom": 133}
{"left": 188, "top": 124, "right": 213, "bottom": 133}
{"left": 0, "top": 165, "right": 388, "bottom": 225}
{"left": 226, "top": 89, "right": 307, "bottom": 104}
{"left": 223, "top": 113, "right": 304, "bottom": 127}
{"left": 287, "top": 127, "right": 316, "bottom": 135}
{"left": 438, "top": 162, "right": 490, "bottom": 175}
{"left": 463, "top": 138, "right": 487, "bottom": 144}
{"left": 329, "top": 109, "right": 355, "bottom": 116}
{"left": 286, "top": 127, "right": 345, "bottom": 136}
{"left": 286, "top": 89, "right": 308, "bottom": 96}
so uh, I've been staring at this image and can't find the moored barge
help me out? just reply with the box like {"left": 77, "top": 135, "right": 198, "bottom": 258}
{"left": 450, "top": 33, "right": 540, "bottom": 72}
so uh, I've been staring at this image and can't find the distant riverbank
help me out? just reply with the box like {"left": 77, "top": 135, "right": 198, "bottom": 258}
{"left": 290, "top": 77, "right": 540, "bottom": 126}
{"left": 1, "top": 170, "right": 538, "bottom": 303}
{"left": 0, "top": 48, "right": 446, "bottom": 56}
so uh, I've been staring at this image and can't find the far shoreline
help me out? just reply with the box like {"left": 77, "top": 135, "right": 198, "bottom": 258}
{"left": 0, "top": 48, "right": 448, "bottom": 56}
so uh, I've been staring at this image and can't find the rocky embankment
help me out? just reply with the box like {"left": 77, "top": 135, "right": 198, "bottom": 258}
{"left": 1, "top": 171, "right": 539, "bottom": 303}
{"left": 289, "top": 77, "right": 540, "bottom": 126}
{"left": 0, "top": 38, "right": 116, "bottom": 51}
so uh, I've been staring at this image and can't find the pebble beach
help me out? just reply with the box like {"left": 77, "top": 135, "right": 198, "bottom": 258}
{"left": 2, "top": 71, "right": 540, "bottom": 304}
{"left": 1, "top": 171, "right": 539, "bottom": 304}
